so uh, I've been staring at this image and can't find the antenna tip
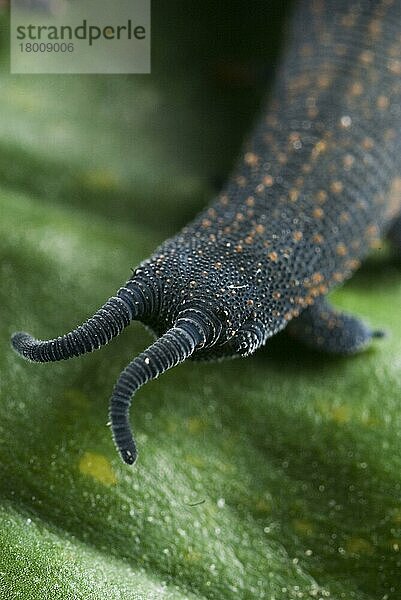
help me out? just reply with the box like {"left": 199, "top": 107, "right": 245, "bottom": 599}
{"left": 120, "top": 445, "right": 138, "bottom": 466}
{"left": 11, "top": 331, "right": 33, "bottom": 357}
{"left": 372, "top": 329, "right": 386, "bottom": 339}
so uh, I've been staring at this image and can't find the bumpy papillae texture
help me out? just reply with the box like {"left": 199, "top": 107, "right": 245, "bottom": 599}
{"left": 149, "top": 0, "right": 401, "bottom": 356}
{"left": 12, "top": 0, "right": 401, "bottom": 463}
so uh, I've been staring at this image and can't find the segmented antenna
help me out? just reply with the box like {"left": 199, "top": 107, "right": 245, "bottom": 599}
{"left": 109, "top": 311, "right": 211, "bottom": 465}
{"left": 11, "top": 279, "right": 156, "bottom": 362}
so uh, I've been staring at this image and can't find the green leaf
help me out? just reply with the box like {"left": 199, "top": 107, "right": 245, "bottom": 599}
{"left": 1, "top": 5, "right": 401, "bottom": 599}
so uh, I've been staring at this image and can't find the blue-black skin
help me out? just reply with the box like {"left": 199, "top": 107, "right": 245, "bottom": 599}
{"left": 12, "top": 0, "right": 401, "bottom": 465}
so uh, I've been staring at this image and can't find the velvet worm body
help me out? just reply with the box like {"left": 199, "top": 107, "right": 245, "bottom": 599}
{"left": 12, "top": 0, "right": 401, "bottom": 465}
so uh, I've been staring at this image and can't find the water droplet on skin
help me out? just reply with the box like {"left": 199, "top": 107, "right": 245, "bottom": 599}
{"left": 340, "top": 115, "right": 352, "bottom": 128}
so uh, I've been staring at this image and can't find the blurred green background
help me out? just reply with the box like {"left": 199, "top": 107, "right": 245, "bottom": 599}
{"left": 1, "top": 2, "right": 401, "bottom": 599}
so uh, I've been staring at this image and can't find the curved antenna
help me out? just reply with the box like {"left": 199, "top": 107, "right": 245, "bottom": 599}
{"left": 109, "top": 312, "right": 210, "bottom": 465}
{"left": 11, "top": 279, "right": 156, "bottom": 362}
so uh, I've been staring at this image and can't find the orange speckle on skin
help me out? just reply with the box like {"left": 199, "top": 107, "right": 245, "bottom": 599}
{"left": 315, "top": 190, "right": 328, "bottom": 204}
{"left": 236, "top": 175, "right": 247, "bottom": 188}
{"left": 362, "top": 137, "right": 374, "bottom": 150}
{"left": 336, "top": 243, "right": 348, "bottom": 256}
{"left": 202, "top": 219, "right": 212, "bottom": 228}
{"left": 340, "top": 211, "right": 350, "bottom": 223}
{"left": 366, "top": 224, "right": 379, "bottom": 237}
{"left": 377, "top": 95, "right": 389, "bottom": 109}
{"left": 263, "top": 175, "right": 274, "bottom": 187}
{"left": 312, "top": 272, "right": 324, "bottom": 284}
{"left": 272, "top": 291, "right": 281, "bottom": 300}
{"left": 220, "top": 194, "right": 229, "bottom": 205}
{"left": 289, "top": 189, "right": 299, "bottom": 202}
{"left": 360, "top": 50, "right": 374, "bottom": 64}
{"left": 255, "top": 224, "right": 265, "bottom": 234}
{"left": 384, "top": 128, "right": 396, "bottom": 141}
{"left": 385, "top": 177, "right": 401, "bottom": 220}
{"left": 349, "top": 81, "right": 364, "bottom": 96}
{"left": 246, "top": 196, "right": 255, "bottom": 207}
{"left": 313, "top": 207, "right": 324, "bottom": 219}
{"left": 289, "top": 131, "right": 301, "bottom": 144}
{"left": 331, "top": 181, "right": 343, "bottom": 194}
{"left": 244, "top": 152, "right": 260, "bottom": 167}
{"left": 268, "top": 251, "right": 278, "bottom": 262}
{"left": 311, "top": 140, "right": 327, "bottom": 160}
{"left": 245, "top": 235, "right": 254, "bottom": 244}
{"left": 293, "top": 231, "right": 303, "bottom": 242}
{"left": 345, "top": 259, "right": 361, "bottom": 270}
{"left": 214, "top": 261, "right": 222, "bottom": 269}
{"left": 369, "top": 19, "right": 382, "bottom": 38}
{"left": 313, "top": 233, "right": 324, "bottom": 244}
{"left": 317, "top": 73, "right": 331, "bottom": 89}
{"left": 343, "top": 154, "right": 355, "bottom": 169}
{"left": 389, "top": 59, "right": 401, "bottom": 75}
